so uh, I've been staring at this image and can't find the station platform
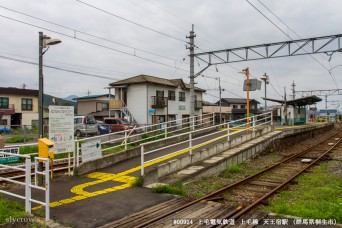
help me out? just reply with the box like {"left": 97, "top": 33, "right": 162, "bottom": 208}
{"left": 2, "top": 122, "right": 333, "bottom": 227}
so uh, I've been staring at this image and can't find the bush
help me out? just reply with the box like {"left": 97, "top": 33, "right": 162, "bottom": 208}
{"left": 4, "top": 136, "right": 33, "bottom": 143}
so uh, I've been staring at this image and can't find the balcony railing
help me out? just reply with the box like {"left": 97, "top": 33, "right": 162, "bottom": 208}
{"left": 109, "top": 100, "right": 124, "bottom": 109}
{"left": 151, "top": 96, "right": 168, "bottom": 108}
{"left": 0, "top": 104, "right": 14, "bottom": 110}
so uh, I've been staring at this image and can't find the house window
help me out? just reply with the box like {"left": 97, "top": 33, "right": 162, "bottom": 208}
{"left": 22, "top": 98, "right": 32, "bottom": 111}
{"left": 0, "top": 97, "right": 9, "bottom": 108}
{"left": 168, "top": 90, "right": 175, "bottom": 101}
{"left": 233, "top": 105, "right": 237, "bottom": 109}
{"left": 241, "top": 105, "right": 245, "bottom": 109}
{"left": 0, "top": 119, "right": 7, "bottom": 125}
{"left": 102, "top": 103, "right": 109, "bottom": 111}
{"left": 156, "top": 90, "right": 164, "bottom": 97}
{"left": 179, "top": 92, "right": 185, "bottom": 101}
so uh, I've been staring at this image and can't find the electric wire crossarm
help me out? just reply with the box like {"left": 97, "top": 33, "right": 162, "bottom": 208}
{"left": 193, "top": 34, "right": 342, "bottom": 65}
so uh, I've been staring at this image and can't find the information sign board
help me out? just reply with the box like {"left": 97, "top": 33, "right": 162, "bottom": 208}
{"left": 49, "top": 106, "right": 74, "bottom": 153}
{"left": 81, "top": 140, "right": 102, "bottom": 163}
{"left": 0, "top": 147, "right": 20, "bottom": 164}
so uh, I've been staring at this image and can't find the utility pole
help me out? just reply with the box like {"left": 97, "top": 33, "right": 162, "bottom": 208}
{"left": 291, "top": 81, "right": 296, "bottom": 99}
{"left": 187, "top": 25, "right": 196, "bottom": 129}
{"left": 38, "top": 32, "right": 44, "bottom": 138}
{"left": 218, "top": 77, "right": 222, "bottom": 124}
{"left": 284, "top": 87, "right": 287, "bottom": 125}
{"left": 325, "top": 95, "right": 328, "bottom": 122}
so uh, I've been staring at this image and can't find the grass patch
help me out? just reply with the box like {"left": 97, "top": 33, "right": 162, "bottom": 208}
{"left": 184, "top": 177, "right": 229, "bottom": 199}
{"left": 5, "top": 136, "right": 33, "bottom": 143}
{"left": 264, "top": 162, "right": 342, "bottom": 223}
{"left": 141, "top": 133, "right": 172, "bottom": 143}
{"left": 0, "top": 197, "right": 27, "bottom": 224}
{"left": 222, "top": 164, "right": 244, "bottom": 178}
{"left": 152, "top": 181, "right": 185, "bottom": 196}
{"left": 19, "top": 145, "right": 38, "bottom": 155}
{"left": 102, "top": 144, "right": 136, "bottom": 155}
{"left": 132, "top": 177, "right": 144, "bottom": 187}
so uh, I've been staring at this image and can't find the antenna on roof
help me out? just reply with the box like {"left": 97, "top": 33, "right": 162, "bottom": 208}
{"left": 20, "top": 83, "right": 27, "bottom": 89}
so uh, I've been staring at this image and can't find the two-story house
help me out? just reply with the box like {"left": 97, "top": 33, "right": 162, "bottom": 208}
{"left": 73, "top": 94, "right": 114, "bottom": 120}
{"left": 218, "top": 98, "right": 261, "bottom": 120}
{"left": 108, "top": 75, "right": 205, "bottom": 125}
{"left": 0, "top": 87, "right": 38, "bottom": 128}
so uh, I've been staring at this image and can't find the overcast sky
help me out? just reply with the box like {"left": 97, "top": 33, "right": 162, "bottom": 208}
{"left": 0, "top": 0, "right": 341, "bottom": 110}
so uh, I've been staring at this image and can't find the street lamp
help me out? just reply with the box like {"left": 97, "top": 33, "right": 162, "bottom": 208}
{"left": 260, "top": 73, "right": 269, "bottom": 111}
{"left": 38, "top": 32, "right": 61, "bottom": 138}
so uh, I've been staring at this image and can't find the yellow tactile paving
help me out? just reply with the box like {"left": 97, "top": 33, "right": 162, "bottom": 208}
{"left": 33, "top": 129, "right": 243, "bottom": 210}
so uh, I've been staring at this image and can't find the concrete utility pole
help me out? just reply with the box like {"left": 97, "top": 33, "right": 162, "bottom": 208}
{"left": 260, "top": 73, "right": 269, "bottom": 111}
{"left": 325, "top": 95, "right": 328, "bottom": 122}
{"left": 284, "top": 87, "right": 287, "bottom": 125}
{"left": 38, "top": 32, "right": 44, "bottom": 138}
{"left": 187, "top": 25, "right": 196, "bottom": 128}
{"left": 219, "top": 77, "right": 222, "bottom": 124}
{"left": 291, "top": 81, "right": 296, "bottom": 100}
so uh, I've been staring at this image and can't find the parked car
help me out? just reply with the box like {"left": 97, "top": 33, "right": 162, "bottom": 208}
{"left": 103, "top": 118, "right": 135, "bottom": 133}
{"left": 96, "top": 120, "right": 112, "bottom": 134}
{"left": 74, "top": 115, "right": 99, "bottom": 137}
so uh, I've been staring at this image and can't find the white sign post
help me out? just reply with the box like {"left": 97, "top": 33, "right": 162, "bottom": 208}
{"left": 49, "top": 106, "right": 74, "bottom": 153}
{"left": 81, "top": 140, "right": 102, "bottom": 162}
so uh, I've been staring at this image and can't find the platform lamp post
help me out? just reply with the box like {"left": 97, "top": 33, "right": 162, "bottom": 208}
{"left": 38, "top": 32, "right": 61, "bottom": 186}
{"left": 260, "top": 73, "right": 269, "bottom": 112}
{"left": 38, "top": 32, "right": 61, "bottom": 138}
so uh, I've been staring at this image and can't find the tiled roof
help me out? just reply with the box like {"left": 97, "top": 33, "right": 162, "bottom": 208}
{"left": 220, "top": 98, "right": 260, "bottom": 104}
{"left": 73, "top": 94, "right": 109, "bottom": 100}
{"left": 0, "top": 87, "right": 38, "bottom": 96}
{"left": 109, "top": 74, "right": 206, "bottom": 92}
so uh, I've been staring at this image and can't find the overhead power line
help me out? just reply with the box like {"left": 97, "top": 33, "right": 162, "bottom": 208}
{"left": 75, "top": 0, "right": 187, "bottom": 43}
{"left": 245, "top": 0, "right": 338, "bottom": 88}
{"left": 0, "top": 14, "right": 189, "bottom": 73}
{"left": 0, "top": 5, "right": 186, "bottom": 65}
{"left": 0, "top": 55, "right": 123, "bottom": 80}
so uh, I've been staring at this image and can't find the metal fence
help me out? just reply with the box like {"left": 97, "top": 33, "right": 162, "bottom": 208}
{"left": 73, "top": 113, "right": 215, "bottom": 168}
{"left": 140, "top": 112, "right": 273, "bottom": 175}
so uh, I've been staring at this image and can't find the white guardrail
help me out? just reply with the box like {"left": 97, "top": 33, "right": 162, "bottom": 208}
{"left": 73, "top": 112, "right": 216, "bottom": 168}
{"left": 0, "top": 152, "right": 51, "bottom": 220}
{"left": 140, "top": 112, "right": 273, "bottom": 176}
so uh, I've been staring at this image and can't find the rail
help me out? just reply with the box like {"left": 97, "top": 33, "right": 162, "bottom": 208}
{"left": 133, "top": 124, "right": 338, "bottom": 228}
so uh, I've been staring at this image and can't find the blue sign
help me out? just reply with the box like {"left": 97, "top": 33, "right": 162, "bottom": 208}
{"left": 149, "top": 109, "right": 155, "bottom": 114}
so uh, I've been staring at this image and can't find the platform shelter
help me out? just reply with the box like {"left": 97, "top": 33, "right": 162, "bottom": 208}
{"left": 265, "top": 96, "right": 322, "bottom": 125}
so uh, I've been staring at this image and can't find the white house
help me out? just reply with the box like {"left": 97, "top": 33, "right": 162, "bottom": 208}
{"left": 108, "top": 75, "right": 205, "bottom": 125}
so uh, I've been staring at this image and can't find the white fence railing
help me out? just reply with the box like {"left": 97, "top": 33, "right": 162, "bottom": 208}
{"left": 0, "top": 152, "right": 50, "bottom": 220}
{"left": 2, "top": 113, "right": 215, "bottom": 175}
{"left": 140, "top": 112, "right": 273, "bottom": 176}
{"left": 73, "top": 112, "right": 215, "bottom": 168}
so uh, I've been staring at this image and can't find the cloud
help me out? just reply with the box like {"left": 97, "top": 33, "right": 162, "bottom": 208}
{"left": 0, "top": 0, "right": 341, "bottom": 109}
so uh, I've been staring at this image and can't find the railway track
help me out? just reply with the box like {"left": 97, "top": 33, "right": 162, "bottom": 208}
{"left": 106, "top": 129, "right": 342, "bottom": 228}
{"left": 0, "top": 159, "right": 73, "bottom": 185}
